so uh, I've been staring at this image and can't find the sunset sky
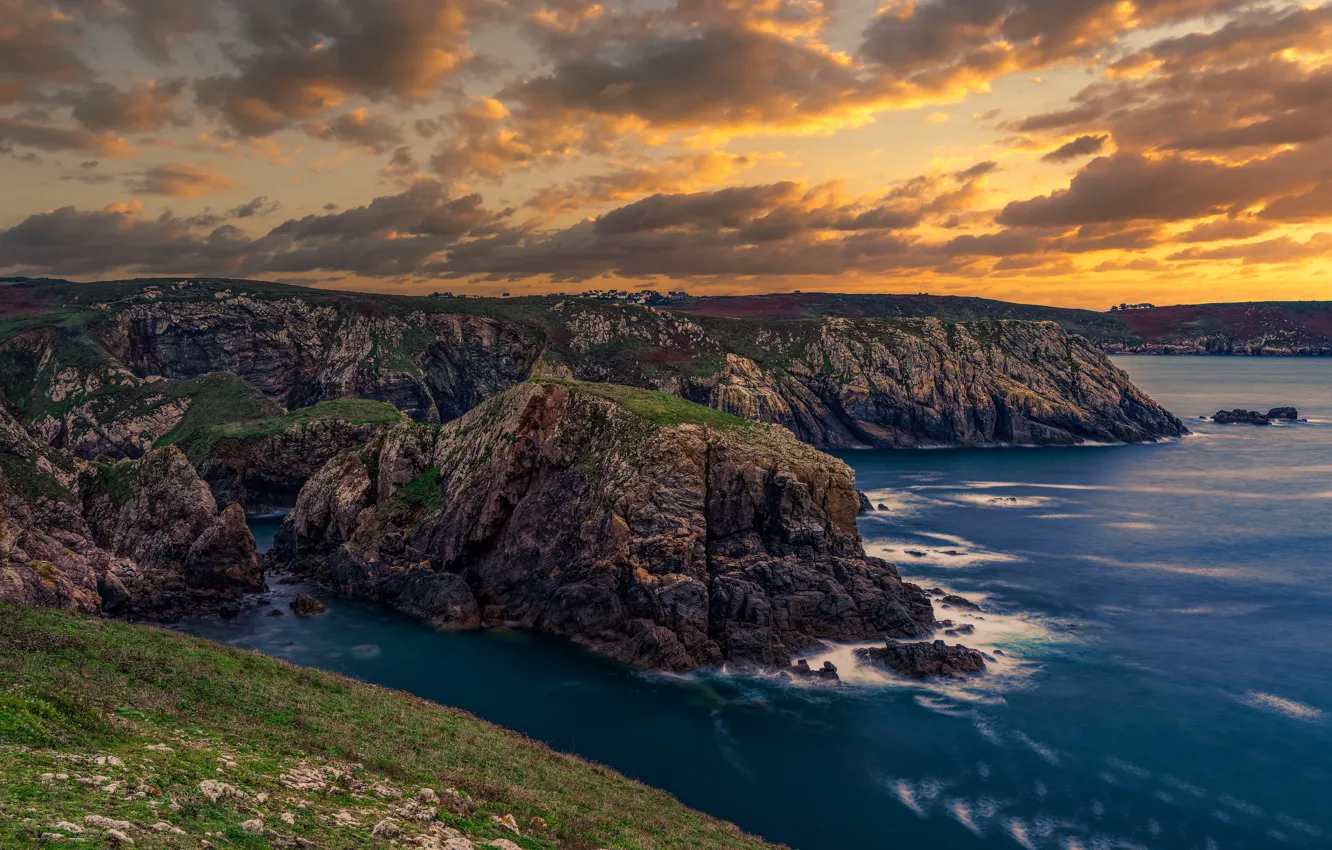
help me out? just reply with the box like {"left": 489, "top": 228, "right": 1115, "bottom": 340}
{"left": 3, "top": 0, "right": 1331, "bottom": 308}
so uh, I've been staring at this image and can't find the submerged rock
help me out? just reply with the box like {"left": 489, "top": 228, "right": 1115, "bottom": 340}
{"left": 941, "top": 594, "right": 982, "bottom": 611}
{"left": 854, "top": 639, "right": 987, "bottom": 678}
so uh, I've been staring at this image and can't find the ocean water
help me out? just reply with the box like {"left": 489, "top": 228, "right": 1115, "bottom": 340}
{"left": 182, "top": 357, "right": 1332, "bottom": 850}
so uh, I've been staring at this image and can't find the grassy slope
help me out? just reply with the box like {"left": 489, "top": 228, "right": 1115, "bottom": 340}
{"left": 533, "top": 379, "right": 759, "bottom": 431}
{"left": 0, "top": 605, "right": 779, "bottom": 850}
{"left": 165, "top": 398, "right": 405, "bottom": 467}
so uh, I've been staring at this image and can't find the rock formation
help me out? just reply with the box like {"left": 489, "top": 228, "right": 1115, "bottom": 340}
{"left": 854, "top": 639, "right": 987, "bottom": 677}
{"left": 0, "top": 401, "right": 263, "bottom": 619}
{"left": 274, "top": 380, "right": 938, "bottom": 672}
{"left": 0, "top": 405, "right": 122, "bottom": 613}
{"left": 1, "top": 281, "right": 1187, "bottom": 464}
{"left": 1213, "top": 410, "right": 1274, "bottom": 425}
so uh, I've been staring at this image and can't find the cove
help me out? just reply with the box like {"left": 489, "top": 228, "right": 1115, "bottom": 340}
{"left": 178, "top": 357, "right": 1332, "bottom": 850}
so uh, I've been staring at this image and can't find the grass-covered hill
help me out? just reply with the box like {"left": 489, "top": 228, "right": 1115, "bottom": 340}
{"left": 0, "top": 603, "right": 780, "bottom": 850}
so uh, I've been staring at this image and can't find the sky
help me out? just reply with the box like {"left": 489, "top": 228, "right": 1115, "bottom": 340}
{"left": 2, "top": 0, "right": 1331, "bottom": 308}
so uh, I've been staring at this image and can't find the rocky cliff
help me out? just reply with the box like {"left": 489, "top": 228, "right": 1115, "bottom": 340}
{"left": 0, "top": 400, "right": 262, "bottom": 618}
{"left": 274, "top": 381, "right": 938, "bottom": 671}
{"left": 0, "top": 280, "right": 1186, "bottom": 463}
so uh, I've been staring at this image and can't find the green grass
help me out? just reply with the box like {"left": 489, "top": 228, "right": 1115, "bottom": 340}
{"left": 168, "top": 397, "right": 403, "bottom": 468}
{"left": 533, "top": 380, "right": 759, "bottom": 431}
{"left": 0, "top": 604, "right": 779, "bottom": 850}
{"left": 391, "top": 466, "right": 445, "bottom": 515}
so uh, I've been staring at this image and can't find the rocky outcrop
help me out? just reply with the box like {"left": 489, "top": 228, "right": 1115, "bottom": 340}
{"left": 81, "top": 446, "right": 263, "bottom": 612}
{"left": 1268, "top": 407, "right": 1299, "bottom": 421}
{"left": 854, "top": 639, "right": 987, "bottom": 677}
{"left": 199, "top": 417, "right": 393, "bottom": 511}
{"left": 0, "top": 282, "right": 1182, "bottom": 455}
{"left": 0, "top": 405, "right": 123, "bottom": 613}
{"left": 648, "top": 318, "right": 1186, "bottom": 448}
{"left": 1213, "top": 410, "right": 1273, "bottom": 425}
{"left": 96, "top": 295, "right": 547, "bottom": 424}
{"left": 274, "top": 381, "right": 938, "bottom": 672}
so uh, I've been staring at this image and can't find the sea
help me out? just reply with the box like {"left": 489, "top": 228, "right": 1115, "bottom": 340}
{"left": 181, "top": 357, "right": 1332, "bottom": 850}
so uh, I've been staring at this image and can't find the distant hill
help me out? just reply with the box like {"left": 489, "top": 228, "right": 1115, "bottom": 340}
{"left": 675, "top": 293, "right": 1332, "bottom": 355}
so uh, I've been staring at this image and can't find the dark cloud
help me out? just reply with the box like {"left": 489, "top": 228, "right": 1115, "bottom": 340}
{"left": 1, "top": 0, "right": 92, "bottom": 94}
{"left": 1041, "top": 134, "right": 1107, "bottom": 162}
{"left": 306, "top": 109, "right": 405, "bottom": 153}
{"left": 998, "top": 145, "right": 1332, "bottom": 228}
{"left": 1166, "top": 233, "right": 1332, "bottom": 264}
{"left": 0, "top": 179, "right": 509, "bottom": 278}
{"left": 67, "top": 80, "right": 187, "bottom": 132}
{"left": 196, "top": 0, "right": 482, "bottom": 136}
{"left": 859, "top": 0, "right": 1248, "bottom": 76}
{"left": 0, "top": 116, "right": 133, "bottom": 156}
{"left": 1176, "top": 218, "right": 1273, "bottom": 242}
{"left": 229, "top": 196, "right": 280, "bottom": 218}
{"left": 57, "top": 0, "right": 215, "bottom": 62}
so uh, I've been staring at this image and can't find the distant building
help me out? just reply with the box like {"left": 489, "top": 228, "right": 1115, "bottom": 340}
{"left": 1111, "top": 303, "right": 1156, "bottom": 312}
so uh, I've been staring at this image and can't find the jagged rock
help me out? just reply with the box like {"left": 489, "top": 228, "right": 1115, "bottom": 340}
{"left": 790, "top": 659, "right": 840, "bottom": 681}
{"left": 185, "top": 505, "right": 264, "bottom": 592}
{"left": 77, "top": 447, "right": 263, "bottom": 612}
{"left": 1267, "top": 407, "right": 1299, "bottom": 420}
{"left": 200, "top": 418, "right": 395, "bottom": 512}
{"left": 0, "top": 406, "right": 117, "bottom": 613}
{"left": 1213, "top": 409, "right": 1272, "bottom": 425}
{"left": 275, "top": 381, "right": 937, "bottom": 672}
{"left": 941, "top": 594, "right": 982, "bottom": 611}
{"left": 290, "top": 593, "right": 326, "bottom": 617}
{"left": 857, "top": 490, "right": 873, "bottom": 515}
{"left": 855, "top": 639, "right": 987, "bottom": 678}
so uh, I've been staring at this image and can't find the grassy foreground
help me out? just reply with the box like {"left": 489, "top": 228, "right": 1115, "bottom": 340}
{"left": 0, "top": 605, "right": 780, "bottom": 850}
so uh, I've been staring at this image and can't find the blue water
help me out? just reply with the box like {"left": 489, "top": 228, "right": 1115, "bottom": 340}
{"left": 182, "top": 358, "right": 1332, "bottom": 850}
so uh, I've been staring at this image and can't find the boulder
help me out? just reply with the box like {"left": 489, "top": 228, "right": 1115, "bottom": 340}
{"left": 855, "top": 639, "right": 986, "bottom": 678}
{"left": 1213, "top": 409, "right": 1271, "bottom": 425}
{"left": 290, "top": 593, "right": 326, "bottom": 617}
{"left": 1267, "top": 407, "right": 1299, "bottom": 421}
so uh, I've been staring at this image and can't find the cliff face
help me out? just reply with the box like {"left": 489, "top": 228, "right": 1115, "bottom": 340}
{"left": 0, "top": 405, "right": 116, "bottom": 613}
{"left": 275, "top": 381, "right": 937, "bottom": 671}
{"left": 0, "top": 403, "right": 261, "bottom": 618}
{"left": 1, "top": 281, "right": 1183, "bottom": 459}
{"left": 655, "top": 318, "right": 1186, "bottom": 447}
{"left": 81, "top": 446, "right": 264, "bottom": 608}
{"left": 96, "top": 294, "right": 547, "bottom": 423}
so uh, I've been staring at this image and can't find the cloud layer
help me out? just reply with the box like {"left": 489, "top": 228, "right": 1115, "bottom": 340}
{"left": 1, "top": 0, "right": 1330, "bottom": 298}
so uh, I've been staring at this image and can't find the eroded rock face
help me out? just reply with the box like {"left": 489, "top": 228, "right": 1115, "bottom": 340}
{"left": 81, "top": 446, "right": 263, "bottom": 610}
{"left": 0, "top": 406, "right": 115, "bottom": 613}
{"left": 653, "top": 318, "right": 1187, "bottom": 448}
{"left": 200, "top": 418, "right": 390, "bottom": 511}
{"left": 97, "top": 298, "right": 546, "bottom": 424}
{"left": 275, "top": 382, "right": 937, "bottom": 671}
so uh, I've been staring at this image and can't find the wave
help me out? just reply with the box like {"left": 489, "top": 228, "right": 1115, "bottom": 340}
{"left": 1238, "top": 690, "right": 1327, "bottom": 722}
{"left": 865, "top": 539, "right": 1023, "bottom": 568}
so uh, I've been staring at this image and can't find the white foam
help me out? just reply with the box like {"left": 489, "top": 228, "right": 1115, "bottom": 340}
{"left": 1239, "top": 690, "right": 1327, "bottom": 722}
{"left": 865, "top": 539, "right": 1022, "bottom": 568}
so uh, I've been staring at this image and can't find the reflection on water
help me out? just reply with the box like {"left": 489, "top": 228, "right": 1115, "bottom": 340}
{"left": 179, "top": 357, "right": 1332, "bottom": 850}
